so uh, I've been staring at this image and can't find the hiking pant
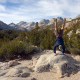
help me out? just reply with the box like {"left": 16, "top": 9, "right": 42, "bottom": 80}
{"left": 53, "top": 43, "right": 65, "bottom": 53}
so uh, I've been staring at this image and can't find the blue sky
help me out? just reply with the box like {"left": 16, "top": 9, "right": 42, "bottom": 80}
{"left": 0, "top": 0, "right": 80, "bottom": 24}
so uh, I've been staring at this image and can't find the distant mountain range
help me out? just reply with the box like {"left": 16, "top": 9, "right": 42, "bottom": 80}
{"left": 0, "top": 14, "right": 80, "bottom": 31}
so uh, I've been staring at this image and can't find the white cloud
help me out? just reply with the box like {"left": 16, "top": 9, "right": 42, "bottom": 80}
{"left": 69, "top": 3, "right": 80, "bottom": 14}
{"left": 0, "top": 0, "right": 80, "bottom": 24}
{"left": 0, "top": 12, "right": 32, "bottom": 24}
{"left": 36, "top": 0, "right": 80, "bottom": 18}
{"left": 0, "top": 5, "right": 5, "bottom": 12}
{"left": 37, "top": 0, "right": 63, "bottom": 16}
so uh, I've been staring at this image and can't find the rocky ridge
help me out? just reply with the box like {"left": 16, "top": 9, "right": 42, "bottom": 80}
{"left": 0, "top": 14, "right": 80, "bottom": 31}
{"left": 0, "top": 17, "right": 73, "bottom": 31}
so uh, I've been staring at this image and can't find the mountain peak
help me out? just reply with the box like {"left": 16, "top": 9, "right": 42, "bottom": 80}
{"left": 56, "top": 17, "right": 63, "bottom": 21}
{"left": 17, "top": 21, "right": 27, "bottom": 26}
{"left": 39, "top": 19, "right": 49, "bottom": 26}
{"left": 66, "top": 17, "right": 72, "bottom": 21}
{"left": 10, "top": 22, "right": 15, "bottom": 24}
{"left": 9, "top": 22, "right": 16, "bottom": 28}
{"left": 74, "top": 14, "right": 80, "bottom": 19}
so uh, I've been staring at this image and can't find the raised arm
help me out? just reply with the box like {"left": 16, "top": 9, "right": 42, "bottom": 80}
{"left": 61, "top": 18, "right": 66, "bottom": 29}
{"left": 55, "top": 19, "right": 57, "bottom": 30}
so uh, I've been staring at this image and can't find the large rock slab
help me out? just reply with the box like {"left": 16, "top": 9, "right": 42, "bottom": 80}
{"left": 67, "top": 30, "right": 73, "bottom": 37}
{"left": 0, "top": 62, "right": 8, "bottom": 70}
{"left": 5, "top": 67, "right": 33, "bottom": 77}
{"left": 8, "top": 60, "right": 19, "bottom": 67}
{"left": 0, "top": 77, "right": 36, "bottom": 80}
{"left": 0, "top": 60, "right": 19, "bottom": 70}
{"left": 0, "top": 70, "right": 9, "bottom": 76}
{"left": 35, "top": 51, "right": 80, "bottom": 77}
{"left": 76, "top": 29, "right": 80, "bottom": 34}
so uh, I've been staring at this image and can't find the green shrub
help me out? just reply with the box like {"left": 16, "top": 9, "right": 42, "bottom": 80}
{"left": 63, "top": 27, "right": 80, "bottom": 54}
{"left": 0, "top": 39, "right": 36, "bottom": 60}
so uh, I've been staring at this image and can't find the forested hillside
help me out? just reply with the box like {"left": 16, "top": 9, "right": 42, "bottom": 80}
{"left": 0, "top": 18, "right": 80, "bottom": 61}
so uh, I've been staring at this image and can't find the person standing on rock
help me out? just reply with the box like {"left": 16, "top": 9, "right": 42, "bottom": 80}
{"left": 53, "top": 18, "right": 66, "bottom": 56}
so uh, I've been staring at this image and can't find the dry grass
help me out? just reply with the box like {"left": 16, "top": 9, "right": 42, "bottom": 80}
{"left": 71, "top": 71, "right": 76, "bottom": 75}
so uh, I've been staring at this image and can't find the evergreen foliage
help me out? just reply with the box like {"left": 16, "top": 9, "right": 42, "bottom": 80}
{"left": 0, "top": 39, "right": 36, "bottom": 60}
{"left": 40, "top": 28, "right": 55, "bottom": 49}
{"left": 26, "top": 23, "right": 55, "bottom": 49}
{"left": 63, "top": 20, "right": 80, "bottom": 54}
